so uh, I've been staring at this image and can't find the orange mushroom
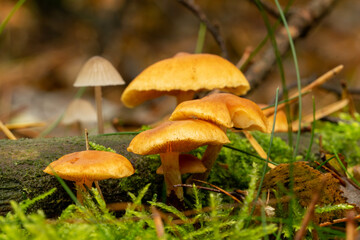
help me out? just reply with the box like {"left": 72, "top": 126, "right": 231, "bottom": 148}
{"left": 170, "top": 93, "right": 269, "bottom": 180}
{"left": 127, "top": 119, "right": 229, "bottom": 207}
{"left": 44, "top": 150, "right": 134, "bottom": 202}
{"left": 121, "top": 53, "right": 250, "bottom": 107}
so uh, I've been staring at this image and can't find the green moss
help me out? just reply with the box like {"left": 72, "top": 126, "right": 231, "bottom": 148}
{"left": 316, "top": 113, "right": 360, "bottom": 166}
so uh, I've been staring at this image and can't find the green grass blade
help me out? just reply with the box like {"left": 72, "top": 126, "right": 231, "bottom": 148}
{"left": 99, "top": 131, "right": 141, "bottom": 136}
{"left": 332, "top": 147, "right": 360, "bottom": 187}
{"left": 239, "top": 0, "right": 294, "bottom": 71}
{"left": 254, "top": 0, "right": 292, "bottom": 147}
{"left": 247, "top": 87, "right": 279, "bottom": 226}
{"left": 47, "top": 165, "right": 81, "bottom": 206}
{"left": 274, "top": 0, "right": 302, "bottom": 161}
{"left": 0, "top": 0, "right": 26, "bottom": 35}
{"left": 195, "top": 22, "right": 206, "bottom": 54}
{"left": 223, "top": 144, "right": 278, "bottom": 166}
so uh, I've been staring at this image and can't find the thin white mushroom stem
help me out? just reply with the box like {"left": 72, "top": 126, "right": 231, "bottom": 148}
{"left": 160, "top": 152, "right": 183, "bottom": 200}
{"left": 94, "top": 86, "right": 104, "bottom": 134}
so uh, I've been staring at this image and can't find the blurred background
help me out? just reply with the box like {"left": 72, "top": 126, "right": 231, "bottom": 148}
{"left": 0, "top": 0, "right": 359, "bottom": 138}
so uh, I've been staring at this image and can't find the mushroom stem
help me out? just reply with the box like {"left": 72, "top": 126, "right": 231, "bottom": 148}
{"left": 190, "top": 144, "right": 223, "bottom": 182}
{"left": 187, "top": 126, "right": 227, "bottom": 182}
{"left": 76, "top": 179, "right": 93, "bottom": 204}
{"left": 160, "top": 152, "right": 183, "bottom": 201}
{"left": 94, "top": 86, "right": 104, "bottom": 134}
{"left": 175, "top": 91, "right": 195, "bottom": 105}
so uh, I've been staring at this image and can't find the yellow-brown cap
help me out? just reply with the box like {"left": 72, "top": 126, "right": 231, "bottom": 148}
{"left": 127, "top": 119, "right": 230, "bottom": 155}
{"left": 74, "top": 56, "right": 125, "bottom": 87}
{"left": 156, "top": 154, "right": 206, "bottom": 174}
{"left": 169, "top": 97, "right": 233, "bottom": 128}
{"left": 121, "top": 53, "right": 250, "bottom": 108}
{"left": 170, "top": 93, "right": 269, "bottom": 132}
{"left": 43, "top": 150, "right": 134, "bottom": 183}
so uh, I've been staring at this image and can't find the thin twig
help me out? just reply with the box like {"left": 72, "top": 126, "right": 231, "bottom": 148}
{"left": 193, "top": 179, "right": 242, "bottom": 203}
{"left": 236, "top": 46, "right": 253, "bottom": 69}
{"left": 264, "top": 65, "right": 344, "bottom": 117}
{"left": 0, "top": 120, "right": 16, "bottom": 140}
{"left": 249, "top": 0, "right": 281, "bottom": 18}
{"left": 177, "top": 0, "right": 228, "bottom": 58}
{"left": 320, "top": 214, "right": 360, "bottom": 227}
{"left": 242, "top": 131, "right": 276, "bottom": 169}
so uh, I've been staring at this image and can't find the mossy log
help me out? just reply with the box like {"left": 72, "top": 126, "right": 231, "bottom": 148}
{"left": 0, "top": 134, "right": 163, "bottom": 217}
{"left": 0, "top": 133, "right": 319, "bottom": 217}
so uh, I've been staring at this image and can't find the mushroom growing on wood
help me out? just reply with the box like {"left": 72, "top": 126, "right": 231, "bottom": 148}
{"left": 127, "top": 119, "right": 229, "bottom": 208}
{"left": 170, "top": 93, "right": 269, "bottom": 181}
{"left": 43, "top": 150, "right": 134, "bottom": 203}
{"left": 74, "top": 56, "right": 125, "bottom": 134}
{"left": 121, "top": 53, "right": 250, "bottom": 108}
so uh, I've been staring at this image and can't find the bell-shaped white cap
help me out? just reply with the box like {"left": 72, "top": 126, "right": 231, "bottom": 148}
{"left": 74, "top": 56, "right": 125, "bottom": 87}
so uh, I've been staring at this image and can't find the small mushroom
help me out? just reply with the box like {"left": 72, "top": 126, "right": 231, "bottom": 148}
{"left": 170, "top": 93, "right": 269, "bottom": 181}
{"left": 127, "top": 119, "right": 229, "bottom": 207}
{"left": 62, "top": 98, "right": 97, "bottom": 134}
{"left": 74, "top": 56, "right": 125, "bottom": 134}
{"left": 44, "top": 150, "right": 134, "bottom": 203}
{"left": 121, "top": 53, "right": 250, "bottom": 107}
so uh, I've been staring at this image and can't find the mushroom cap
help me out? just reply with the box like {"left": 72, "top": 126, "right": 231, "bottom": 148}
{"left": 62, "top": 99, "right": 97, "bottom": 124}
{"left": 170, "top": 93, "right": 269, "bottom": 132}
{"left": 156, "top": 154, "right": 206, "bottom": 174}
{"left": 43, "top": 150, "right": 134, "bottom": 183}
{"left": 121, "top": 53, "right": 250, "bottom": 108}
{"left": 127, "top": 119, "right": 230, "bottom": 155}
{"left": 74, "top": 56, "right": 125, "bottom": 87}
{"left": 170, "top": 96, "right": 233, "bottom": 128}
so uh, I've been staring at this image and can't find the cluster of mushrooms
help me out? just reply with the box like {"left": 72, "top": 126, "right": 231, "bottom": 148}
{"left": 44, "top": 52, "right": 273, "bottom": 207}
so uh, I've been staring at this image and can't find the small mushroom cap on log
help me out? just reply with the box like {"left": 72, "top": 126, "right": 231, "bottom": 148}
{"left": 43, "top": 150, "right": 134, "bottom": 183}
{"left": 127, "top": 119, "right": 230, "bottom": 155}
{"left": 121, "top": 53, "right": 250, "bottom": 108}
{"left": 74, "top": 56, "right": 125, "bottom": 87}
{"left": 156, "top": 154, "right": 206, "bottom": 174}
